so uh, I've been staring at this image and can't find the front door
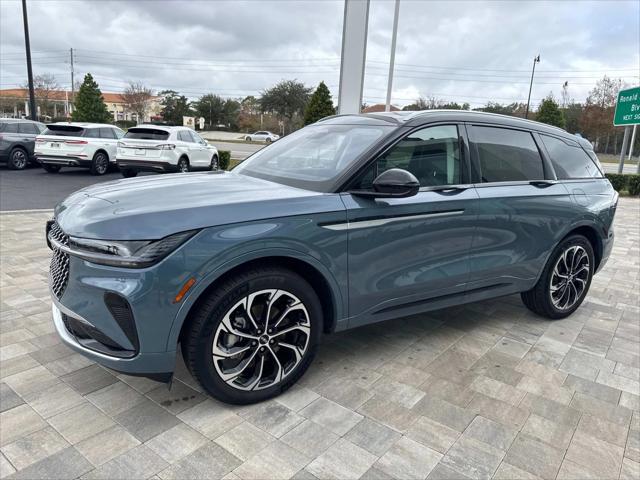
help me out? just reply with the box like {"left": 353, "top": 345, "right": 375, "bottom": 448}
{"left": 341, "top": 124, "right": 479, "bottom": 327}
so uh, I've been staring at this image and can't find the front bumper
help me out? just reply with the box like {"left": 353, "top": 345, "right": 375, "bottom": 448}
{"left": 51, "top": 299, "right": 174, "bottom": 382}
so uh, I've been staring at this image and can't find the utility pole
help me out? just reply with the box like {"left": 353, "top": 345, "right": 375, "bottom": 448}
{"left": 525, "top": 54, "right": 540, "bottom": 119}
{"left": 21, "top": 0, "right": 36, "bottom": 121}
{"left": 385, "top": 0, "right": 400, "bottom": 112}
{"left": 70, "top": 47, "right": 75, "bottom": 114}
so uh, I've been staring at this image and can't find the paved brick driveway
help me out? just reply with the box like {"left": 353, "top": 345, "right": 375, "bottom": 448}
{"left": 1, "top": 199, "right": 638, "bottom": 480}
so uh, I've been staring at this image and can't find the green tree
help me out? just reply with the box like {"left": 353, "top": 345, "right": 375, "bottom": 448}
{"left": 536, "top": 95, "right": 566, "bottom": 128}
{"left": 193, "top": 94, "right": 225, "bottom": 127}
{"left": 71, "top": 73, "right": 111, "bottom": 123}
{"left": 158, "top": 90, "right": 192, "bottom": 125}
{"left": 304, "top": 81, "right": 335, "bottom": 125}
{"left": 260, "top": 79, "right": 312, "bottom": 133}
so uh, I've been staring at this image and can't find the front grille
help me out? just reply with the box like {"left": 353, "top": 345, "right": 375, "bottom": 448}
{"left": 48, "top": 220, "right": 70, "bottom": 299}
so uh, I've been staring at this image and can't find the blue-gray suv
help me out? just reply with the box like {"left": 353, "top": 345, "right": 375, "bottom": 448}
{"left": 47, "top": 111, "right": 617, "bottom": 404}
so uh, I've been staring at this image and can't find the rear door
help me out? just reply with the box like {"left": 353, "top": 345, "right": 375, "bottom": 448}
{"left": 342, "top": 123, "right": 479, "bottom": 327}
{"left": 466, "top": 124, "right": 574, "bottom": 294}
{"left": 98, "top": 127, "right": 118, "bottom": 161}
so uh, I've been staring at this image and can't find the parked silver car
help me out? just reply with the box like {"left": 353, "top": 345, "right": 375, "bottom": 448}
{"left": 244, "top": 131, "right": 280, "bottom": 143}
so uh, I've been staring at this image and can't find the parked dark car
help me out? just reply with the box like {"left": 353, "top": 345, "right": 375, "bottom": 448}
{"left": 0, "top": 118, "right": 46, "bottom": 169}
{"left": 47, "top": 110, "right": 616, "bottom": 404}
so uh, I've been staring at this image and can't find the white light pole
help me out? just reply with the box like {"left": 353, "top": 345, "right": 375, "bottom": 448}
{"left": 385, "top": 0, "right": 400, "bottom": 112}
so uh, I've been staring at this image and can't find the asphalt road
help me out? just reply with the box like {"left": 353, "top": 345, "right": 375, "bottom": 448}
{"left": 0, "top": 142, "right": 263, "bottom": 212}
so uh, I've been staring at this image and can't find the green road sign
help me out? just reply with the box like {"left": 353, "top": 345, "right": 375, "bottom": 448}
{"left": 614, "top": 86, "right": 640, "bottom": 126}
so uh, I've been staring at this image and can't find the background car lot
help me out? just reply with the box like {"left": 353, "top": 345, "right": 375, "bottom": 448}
{"left": 0, "top": 197, "right": 638, "bottom": 479}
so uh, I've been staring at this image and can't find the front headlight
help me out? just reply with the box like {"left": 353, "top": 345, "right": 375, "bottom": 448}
{"left": 64, "top": 230, "right": 199, "bottom": 268}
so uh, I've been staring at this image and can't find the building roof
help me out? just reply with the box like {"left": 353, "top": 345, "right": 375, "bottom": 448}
{"left": 0, "top": 88, "right": 157, "bottom": 104}
{"left": 362, "top": 103, "right": 401, "bottom": 113}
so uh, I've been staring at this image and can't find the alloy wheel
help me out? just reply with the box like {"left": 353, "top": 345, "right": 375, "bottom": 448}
{"left": 212, "top": 289, "right": 311, "bottom": 391}
{"left": 95, "top": 154, "right": 108, "bottom": 174}
{"left": 549, "top": 245, "right": 590, "bottom": 310}
{"left": 11, "top": 150, "right": 27, "bottom": 169}
{"left": 178, "top": 160, "right": 189, "bottom": 172}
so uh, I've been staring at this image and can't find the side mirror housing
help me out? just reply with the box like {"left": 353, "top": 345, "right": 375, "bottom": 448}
{"left": 351, "top": 168, "right": 420, "bottom": 198}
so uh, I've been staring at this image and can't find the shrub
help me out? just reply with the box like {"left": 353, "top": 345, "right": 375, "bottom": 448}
{"left": 605, "top": 173, "right": 628, "bottom": 193}
{"left": 218, "top": 150, "right": 231, "bottom": 170}
{"left": 627, "top": 175, "right": 640, "bottom": 196}
{"left": 115, "top": 120, "right": 136, "bottom": 129}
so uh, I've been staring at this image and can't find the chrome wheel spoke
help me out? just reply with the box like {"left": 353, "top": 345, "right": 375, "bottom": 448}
{"left": 549, "top": 245, "right": 590, "bottom": 311}
{"left": 213, "top": 288, "right": 310, "bottom": 391}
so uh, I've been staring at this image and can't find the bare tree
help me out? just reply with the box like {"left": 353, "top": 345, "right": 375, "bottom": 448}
{"left": 121, "top": 81, "right": 154, "bottom": 123}
{"left": 23, "top": 73, "right": 60, "bottom": 118}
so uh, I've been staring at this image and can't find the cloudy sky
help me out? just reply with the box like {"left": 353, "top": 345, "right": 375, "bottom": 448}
{"left": 1, "top": 0, "right": 639, "bottom": 109}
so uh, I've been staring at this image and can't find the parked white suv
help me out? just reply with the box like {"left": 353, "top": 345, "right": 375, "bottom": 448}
{"left": 116, "top": 125, "right": 219, "bottom": 177}
{"left": 244, "top": 131, "right": 279, "bottom": 143}
{"left": 35, "top": 123, "right": 124, "bottom": 175}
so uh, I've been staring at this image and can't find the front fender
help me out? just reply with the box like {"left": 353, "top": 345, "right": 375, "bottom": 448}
{"left": 165, "top": 246, "right": 346, "bottom": 351}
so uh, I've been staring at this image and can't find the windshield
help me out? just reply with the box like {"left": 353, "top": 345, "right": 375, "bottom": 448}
{"left": 234, "top": 123, "right": 393, "bottom": 191}
{"left": 43, "top": 125, "right": 85, "bottom": 137}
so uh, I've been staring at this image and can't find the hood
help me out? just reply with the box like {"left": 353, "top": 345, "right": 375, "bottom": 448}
{"left": 55, "top": 172, "right": 341, "bottom": 240}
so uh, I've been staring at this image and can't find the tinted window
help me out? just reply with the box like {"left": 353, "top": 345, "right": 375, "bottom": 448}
{"left": 84, "top": 128, "right": 100, "bottom": 138}
{"left": 178, "top": 131, "right": 193, "bottom": 142}
{"left": 44, "top": 125, "right": 85, "bottom": 137}
{"left": 124, "top": 128, "right": 170, "bottom": 140}
{"left": 541, "top": 135, "right": 602, "bottom": 179}
{"left": 18, "top": 122, "right": 38, "bottom": 134}
{"left": 3, "top": 123, "right": 19, "bottom": 133}
{"left": 472, "top": 126, "right": 544, "bottom": 182}
{"left": 375, "top": 125, "right": 462, "bottom": 187}
{"left": 98, "top": 127, "right": 116, "bottom": 139}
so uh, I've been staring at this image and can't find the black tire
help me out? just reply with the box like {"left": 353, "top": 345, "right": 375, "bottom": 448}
{"left": 177, "top": 157, "right": 190, "bottom": 173}
{"left": 42, "top": 164, "right": 61, "bottom": 173}
{"left": 245, "top": 136, "right": 251, "bottom": 142}
{"left": 181, "top": 266, "right": 322, "bottom": 404}
{"left": 121, "top": 169, "right": 138, "bottom": 178}
{"left": 521, "top": 234, "right": 595, "bottom": 320}
{"left": 90, "top": 152, "right": 109, "bottom": 176}
{"left": 7, "top": 147, "right": 28, "bottom": 170}
{"left": 210, "top": 155, "right": 218, "bottom": 171}
{"left": 266, "top": 138, "right": 272, "bottom": 144}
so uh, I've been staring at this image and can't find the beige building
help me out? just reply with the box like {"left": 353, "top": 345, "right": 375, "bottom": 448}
{"left": 0, "top": 88, "right": 162, "bottom": 123}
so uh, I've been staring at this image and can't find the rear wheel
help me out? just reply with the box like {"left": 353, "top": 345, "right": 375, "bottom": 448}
{"left": 121, "top": 169, "right": 138, "bottom": 178}
{"left": 42, "top": 164, "right": 61, "bottom": 173}
{"left": 8, "top": 148, "right": 28, "bottom": 170}
{"left": 182, "top": 266, "right": 321, "bottom": 404}
{"left": 90, "top": 152, "right": 109, "bottom": 175}
{"left": 521, "top": 234, "right": 594, "bottom": 319}
{"left": 177, "top": 157, "right": 190, "bottom": 173}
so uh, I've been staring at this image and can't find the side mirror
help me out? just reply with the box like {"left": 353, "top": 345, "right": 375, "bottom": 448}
{"left": 352, "top": 168, "right": 420, "bottom": 198}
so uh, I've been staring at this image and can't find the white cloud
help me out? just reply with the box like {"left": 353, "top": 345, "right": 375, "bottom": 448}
{"left": 1, "top": 0, "right": 638, "bottom": 108}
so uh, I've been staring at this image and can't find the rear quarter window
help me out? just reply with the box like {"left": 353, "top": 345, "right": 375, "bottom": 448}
{"left": 124, "top": 128, "right": 170, "bottom": 141}
{"left": 1, "top": 123, "right": 19, "bottom": 133}
{"left": 540, "top": 135, "right": 603, "bottom": 179}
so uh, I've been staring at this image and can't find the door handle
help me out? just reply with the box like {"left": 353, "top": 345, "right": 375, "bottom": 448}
{"left": 529, "top": 180, "right": 556, "bottom": 188}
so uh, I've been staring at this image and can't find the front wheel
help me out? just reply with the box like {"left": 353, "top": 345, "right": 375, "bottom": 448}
{"left": 182, "top": 266, "right": 322, "bottom": 404}
{"left": 90, "top": 152, "right": 109, "bottom": 175}
{"left": 521, "top": 234, "right": 594, "bottom": 319}
{"left": 210, "top": 155, "right": 218, "bottom": 171}
{"left": 265, "top": 138, "right": 272, "bottom": 144}
{"left": 245, "top": 136, "right": 251, "bottom": 142}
